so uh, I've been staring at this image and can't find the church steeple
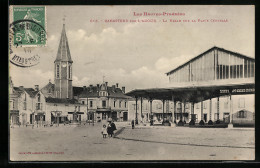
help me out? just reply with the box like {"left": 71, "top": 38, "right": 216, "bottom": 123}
{"left": 54, "top": 20, "right": 73, "bottom": 99}
{"left": 55, "top": 22, "right": 73, "bottom": 63}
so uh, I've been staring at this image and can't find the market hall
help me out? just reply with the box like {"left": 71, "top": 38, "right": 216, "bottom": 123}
{"left": 126, "top": 47, "right": 255, "bottom": 127}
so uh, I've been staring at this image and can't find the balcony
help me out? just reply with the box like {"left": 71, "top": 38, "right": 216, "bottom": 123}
{"left": 97, "top": 106, "right": 111, "bottom": 112}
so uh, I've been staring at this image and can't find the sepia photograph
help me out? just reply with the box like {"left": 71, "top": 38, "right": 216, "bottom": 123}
{"left": 9, "top": 5, "right": 255, "bottom": 161}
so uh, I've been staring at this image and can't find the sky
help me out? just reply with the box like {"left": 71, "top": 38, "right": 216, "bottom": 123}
{"left": 9, "top": 5, "right": 255, "bottom": 92}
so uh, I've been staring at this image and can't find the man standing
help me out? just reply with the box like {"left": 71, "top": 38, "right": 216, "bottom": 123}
{"left": 111, "top": 121, "right": 117, "bottom": 137}
{"left": 131, "top": 120, "right": 135, "bottom": 129}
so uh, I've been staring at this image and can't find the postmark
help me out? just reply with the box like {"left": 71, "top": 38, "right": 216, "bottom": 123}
{"left": 10, "top": 6, "right": 47, "bottom": 47}
{"left": 9, "top": 6, "right": 47, "bottom": 67}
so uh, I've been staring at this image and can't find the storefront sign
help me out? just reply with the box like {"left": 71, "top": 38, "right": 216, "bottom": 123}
{"left": 219, "top": 88, "right": 255, "bottom": 94}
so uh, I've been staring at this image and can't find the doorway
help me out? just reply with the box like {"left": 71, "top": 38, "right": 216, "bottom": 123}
{"left": 123, "top": 112, "right": 128, "bottom": 121}
{"left": 203, "top": 113, "right": 207, "bottom": 122}
{"left": 223, "top": 113, "right": 230, "bottom": 123}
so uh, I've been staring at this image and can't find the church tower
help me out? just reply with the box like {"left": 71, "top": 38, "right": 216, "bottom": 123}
{"left": 54, "top": 22, "right": 73, "bottom": 99}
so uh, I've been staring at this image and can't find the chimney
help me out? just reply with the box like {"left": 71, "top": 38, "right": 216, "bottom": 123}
{"left": 116, "top": 83, "right": 119, "bottom": 88}
{"left": 122, "top": 86, "right": 125, "bottom": 93}
{"left": 83, "top": 86, "right": 86, "bottom": 90}
{"left": 112, "top": 85, "right": 116, "bottom": 92}
{"left": 35, "top": 85, "right": 39, "bottom": 91}
{"left": 19, "top": 86, "right": 24, "bottom": 90}
{"left": 97, "top": 84, "right": 100, "bottom": 91}
{"left": 89, "top": 84, "right": 93, "bottom": 92}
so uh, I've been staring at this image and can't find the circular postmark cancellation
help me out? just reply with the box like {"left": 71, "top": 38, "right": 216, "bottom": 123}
{"left": 9, "top": 19, "right": 46, "bottom": 67}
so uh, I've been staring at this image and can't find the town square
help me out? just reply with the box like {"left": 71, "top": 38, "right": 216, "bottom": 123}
{"left": 10, "top": 122, "right": 254, "bottom": 161}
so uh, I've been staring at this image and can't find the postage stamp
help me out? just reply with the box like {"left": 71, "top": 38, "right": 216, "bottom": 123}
{"left": 10, "top": 6, "right": 47, "bottom": 47}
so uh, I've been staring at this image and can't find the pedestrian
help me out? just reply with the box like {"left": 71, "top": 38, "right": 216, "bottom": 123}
{"left": 131, "top": 120, "right": 135, "bottom": 129}
{"left": 107, "top": 121, "right": 113, "bottom": 137}
{"left": 111, "top": 121, "right": 117, "bottom": 137}
{"left": 101, "top": 124, "right": 108, "bottom": 138}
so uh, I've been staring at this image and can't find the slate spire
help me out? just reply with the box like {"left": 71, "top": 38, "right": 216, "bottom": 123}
{"left": 55, "top": 23, "right": 73, "bottom": 63}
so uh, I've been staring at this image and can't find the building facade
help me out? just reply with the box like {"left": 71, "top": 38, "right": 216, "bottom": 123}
{"left": 128, "top": 99, "right": 173, "bottom": 123}
{"left": 75, "top": 82, "right": 131, "bottom": 122}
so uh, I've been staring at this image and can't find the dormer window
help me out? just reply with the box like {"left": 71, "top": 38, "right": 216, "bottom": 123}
{"left": 37, "top": 94, "right": 40, "bottom": 102}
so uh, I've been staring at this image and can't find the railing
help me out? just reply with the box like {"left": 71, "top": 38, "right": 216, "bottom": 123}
{"left": 97, "top": 106, "right": 111, "bottom": 111}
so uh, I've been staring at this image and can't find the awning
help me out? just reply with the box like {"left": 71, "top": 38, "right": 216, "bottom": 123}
{"left": 68, "top": 112, "right": 84, "bottom": 114}
{"left": 10, "top": 110, "right": 19, "bottom": 114}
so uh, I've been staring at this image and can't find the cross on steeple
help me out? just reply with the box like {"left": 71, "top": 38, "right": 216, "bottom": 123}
{"left": 63, "top": 15, "right": 66, "bottom": 25}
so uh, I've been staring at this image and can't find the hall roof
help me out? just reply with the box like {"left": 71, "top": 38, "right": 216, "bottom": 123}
{"left": 166, "top": 46, "right": 255, "bottom": 75}
{"left": 126, "top": 83, "right": 254, "bottom": 103}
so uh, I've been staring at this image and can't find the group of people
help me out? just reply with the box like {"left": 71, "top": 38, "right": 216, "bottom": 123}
{"left": 101, "top": 121, "right": 117, "bottom": 138}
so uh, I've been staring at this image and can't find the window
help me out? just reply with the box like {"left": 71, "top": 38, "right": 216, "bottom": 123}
{"left": 203, "top": 102, "right": 207, "bottom": 109}
{"left": 82, "top": 101, "right": 85, "bottom": 105}
{"left": 237, "top": 111, "right": 247, "bottom": 118}
{"left": 185, "top": 103, "right": 190, "bottom": 109}
{"left": 125, "top": 101, "right": 127, "bottom": 108}
{"left": 214, "top": 113, "right": 219, "bottom": 120}
{"left": 196, "top": 103, "right": 200, "bottom": 109}
{"left": 238, "top": 98, "right": 245, "bottom": 108}
{"left": 36, "top": 103, "right": 41, "bottom": 110}
{"left": 23, "top": 102, "right": 27, "bottom": 110}
{"left": 114, "top": 101, "right": 116, "bottom": 107}
{"left": 56, "top": 64, "right": 60, "bottom": 78}
{"left": 68, "top": 65, "right": 72, "bottom": 79}
{"left": 133, "top": 104, "right": 139, "bottom": 110}
{"left": 90, "top": 101, "right": 93, "bottom": 107}
{"left": 102, "top": 100, "right": 106, "bottom": 107}
{"left": 119, "top": 101, "right": 121, "bottom": 108}
{"left": 158, "top": 103, "right": 163, "bottom": 109}
{"left": 215, "top": 102, "right": 218, "bottom": 109}
{"left": 9, "top": 100, "right": 14, "bottom": 110}
{"left": 224, "top": 101, "right": 229, "bottom": 109}
{"left": 177, "top": 102, "right": 182, "bottom": 109}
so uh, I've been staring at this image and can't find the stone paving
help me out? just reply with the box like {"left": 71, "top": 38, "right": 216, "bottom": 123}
{"left": 9, "top": 122, "right": 255, "bottom": 161}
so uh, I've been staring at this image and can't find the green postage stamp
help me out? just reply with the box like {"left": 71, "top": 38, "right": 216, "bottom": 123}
{"left": 10, "top": 6, "right": 47, "bottom": 47}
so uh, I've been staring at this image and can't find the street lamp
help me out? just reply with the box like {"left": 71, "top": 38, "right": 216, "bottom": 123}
{"left": 135, "top": 97, "right": 138, "bottom": 125}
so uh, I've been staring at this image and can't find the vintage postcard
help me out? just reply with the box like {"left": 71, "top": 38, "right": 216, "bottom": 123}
{"left": 9, "top": 5, "right": 255, "bottom": 161}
